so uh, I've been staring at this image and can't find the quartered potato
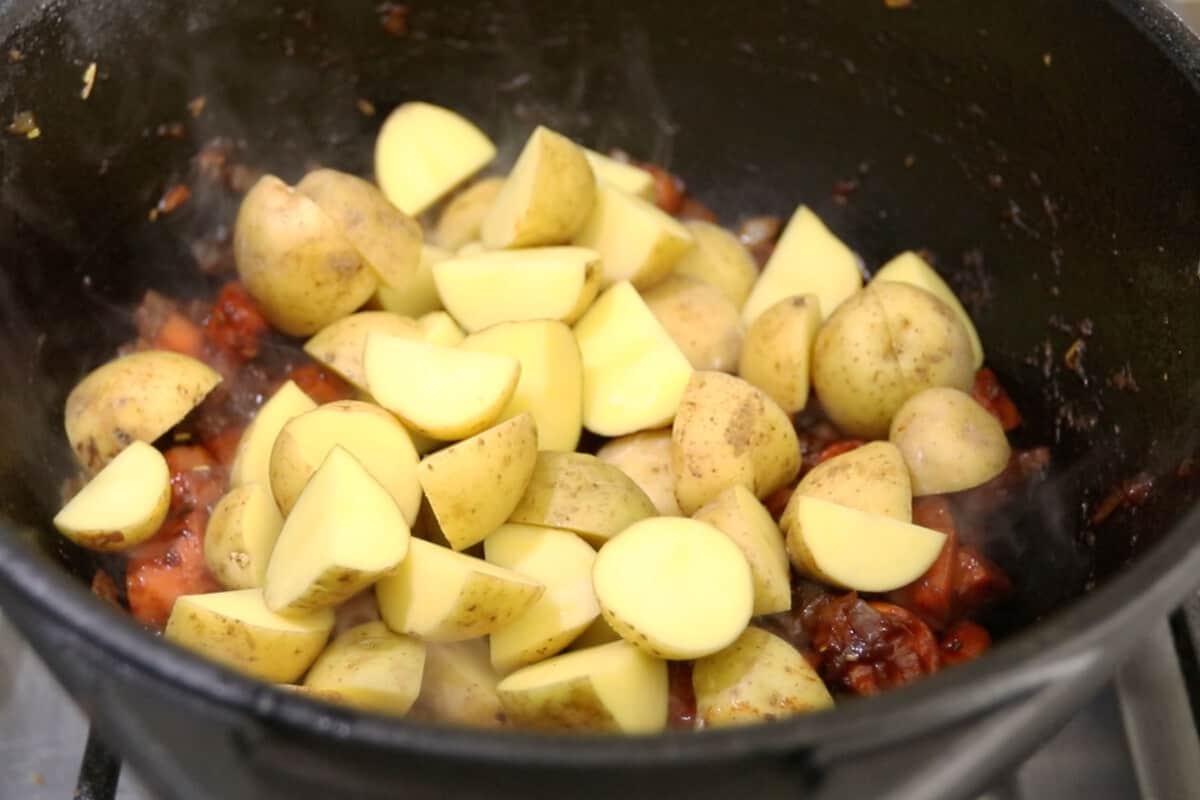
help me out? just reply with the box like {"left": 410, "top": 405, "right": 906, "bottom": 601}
{"left": 303, "top": 311, "right": 422, "bottom": 393}
{"left": 436, "top": 176, "right": 505, "bottom": 250}
{"left": 417, "top": 311, "right": 465, "bottom": 347}
{"left": 692, "top": 485, "right": 790, "bottom": 615}
{"left": 595, "top": 428, "right": 681, "bottom": 516}
{"left": 582, "top": 149, "right": 655, "bottom": 200}
{"left": 203, "top": 483, "right": 284, "bottom": 590}
{"left": 642, "top": 275, "right": 744, "bottom": 372}
{"left": 890, "top": 387, "right": 1011, "bottom": 495}
{"left": 303, "top": 621, "right": 426, "bottom": 715}
{"left": 573, "top": 184, "right": 694, "bottom": 289}
{"left": 373, "top": 244, "right": 450, "bottom": 318}
{"left": 673, "top": 220, "right": 759, "bottom": 309}
{"left": 793, "top": 441, "right": 912, "bottom": 522}
{"left": 53, "top": 440, "right": 169, "bottom": 551}
{"left": 415, "top": 640, "right": 505, "bottom": 728}
{"left": 874, "top": 250, "right": 984, "bottom": 368}
{"left": 229, "top": 380, "right": 316, "bottom": 493}
{"left": 738, "top": 294, "right": 821, "bottom": 414}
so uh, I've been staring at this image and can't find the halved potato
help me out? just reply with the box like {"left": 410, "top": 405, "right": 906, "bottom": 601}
{"left": 642, "top": 276, "right": 744, "bottom": 372}
{"left": 203, "top": 483, "right": 284, "bottom": 589}
{"left": 303, "top": 621, "right": 426, "bottom": 715}
{"left": 417, "top": 311, "right": 465, "bottom": 347}
{"left": 582, "top": 149, "right": 655, "bottom": 200}
{"left": 692, "top": 485, "right": 790, "bottom": 615}
{"left": 573, "top": 184, "right": 693, "bottom": 289}
{"left": 376, "top": 538, "right": 544, "bottom": 642}
{"left": 165, "top": 588, "right": 334, "bottom": 683}
{"left": 65, "top": 350, "right": 221, "bottom": 472}
{"left": 793, "top": 441, "right": 912, "bottom": 522}
{"left": 738, "top": 294, "right": 821, "bottom": 413}
{"left": 229, "top": 380, "right": 317, "bottom": 495}
{"left": 673, "top": 220, "right": 759, "bottom": 309}
{"left": 875, "top": 251, "right": 984, "bottom": 368}
{"left": 364, "top": 334, "right": 520, "bottom": 440}
{"left": 264, "top": 447, "right": 411, "bottom": 614}
{"left": 889, "top": 387, "right": 1011, "bottom": 495}
{"left": 415, "top": 640, "right": 505, "bottom": 727}
{"left": 372, "top": 244, "right": 450, "bottom": 318}
{"left": 596, "top": 428, "right": 681, "bottom": 516}
{"left": 53, "top": 440, "right": 169, "bottom": 551}
{"left": 436, "top": 176, "right": 505, "bottom": 250}
{"left": 496, "top": 640, "right": 667, "bottom": 734}
{"left": 303, "top": 312, "right": 421, "bottom": 392}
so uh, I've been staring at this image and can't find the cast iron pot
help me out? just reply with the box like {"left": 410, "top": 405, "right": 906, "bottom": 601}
{"left": 1, "top": 1, "right": 1200, "bottom": 798}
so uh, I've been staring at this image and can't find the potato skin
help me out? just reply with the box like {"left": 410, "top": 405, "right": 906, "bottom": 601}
{"left": 889, "top": 387, "right": 1011, "bottom": 495}
{"left": 596, "top": 429, "right": 681, "bottom": 516}
{"left": 642, "top": 275, "right": 743, "bottom": 372}
{"left": 436, "top": 176, "right": 504, "bottom": 250}
{"left": 793, "top": 441, "right": 912, "bottom": 522}
{"left": 738, "top": 294, "right": 821, "bottom": 414}
{"left": 673, "top": 220, "right": 759, "bottom": 309}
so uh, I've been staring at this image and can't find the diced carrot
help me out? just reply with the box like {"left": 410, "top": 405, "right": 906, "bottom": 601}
{"left": 939, "top": 620, "right": 991, "bottom": 667}
{"left": 289, "top": 362, "right": 354, "bottom": 405}
{"left": 152, "top": 312, "right": 206, "bottom": 359}
{"left": 204, "top": 281, "right": 269, "bottom": 361}
{"left": 164, "top": 445, "right": 225, "bottom": 513}
{"left": 815, "top": 439, "right": 864, "bottom": 465}
{"left": 676, "top": 197, "right": 717, "bottom": 223}
{"left": 763, "top": 483, "right": 795, "bottom": 521}
{"left": 202, "top": 426, "right": 245, "bottom": 468}
{"left": 126, "top": 510, "right": 219, "bottom": 628}
{"left": 971, "top": 367, "right": 1022, "bottom": 431}
{"left": 639, "top": 163, "right": 685, "bottom": 215}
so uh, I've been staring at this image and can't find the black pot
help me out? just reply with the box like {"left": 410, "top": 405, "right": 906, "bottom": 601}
{"left": 1, "top": 1, "right": 1200, "bottom": 798}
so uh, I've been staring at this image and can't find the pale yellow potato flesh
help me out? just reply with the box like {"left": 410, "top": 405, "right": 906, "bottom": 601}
{"left": 372, "top": 244, "right": 449, "bottom": 317}
{"left": 593, "top": 517, "right": 754, "bottom": 660}
{"left": 303, "top": 621, "right": 426, "bottom": 715}
{"left": 229, "top": 380, "right": 317, "bottom": 496}
{"left": 875, "top": 250, "right": 984, "bottom": 368}
{"left": 481, "top": 125, "right": 595, "bottom": 249}
{"left": 693, "top": 626, "right": 833, "bottom": 727}
{"left": 596, "top": 428, "right": 681, "bottom": 516}
{"left": 268, "top": 400, "right": 421, "bottom": 522}
{"left": 642, "top": 275, "right": 744, "bottom": 372}
{"left": 496, "top": 640, "right": 667, "bottom": 734}
{"left": 165, "top": 588, "right": 334, "bottom": 683}
{"left": 890, "top": 387, "right": 1011, "bottom": 496}
{"left": 793, "top": 441, "right": 912, "bottom": 522}
{"left": 364, "top": 334, "right": 519, "bottom": 440}
{"left": 374, "top": 102, "right": 497, "bottom": 216}
{"left": 738, "top": 294, "right": 822, "bottom": 414}
{"left": 414, "top": 640, "right": 505, "bottom": 728}
{"left": 508, "top": 451, "right": 656, "bottom": 546}
{"left": 302, "top": 311, "right": 422, "bottom": 392}
{"left": 573, "top": 184, "right": 693, "bottom": 289}
{"left": 264, "top": 447, "right": 411, "bottom": 614}
{"left": 671, "top": 371, "right": 801, "bottom": 515}
{"left": 461, "top": 320, "right": 583, "bottom": 451}
{"left": 65, "top": 350, "right": 221, "bottom": 472}
{"left": 376, "top": 538, "right": 544, "bottom": 642}
{"left": 672, "top": 220, "right": 760, "bottom": 309}
{"left": 432, "top": 246, "right": 602, "bottom": 332}
{"left": 582, "top": 149, "right": 655, "bottom": 200}
{"left": 692, "top": 485, "right": 790, "bottom": 615}
{"left": 203, "top": 483, "right": 284, "bottom": 590}
{"left": 574, "top": 281, "right": 694, "bottom": 437}
{"left": 436, "top": 176, "right": 505, "bottom": 250}
{"left": 417, "top": 413, "right": 538, "bottom": 551}
{"left": 569, "top": 615, "right": 623, "bottom": 650}
{"left": 53, "top": 440, "right": 169, "bottom": 551}
{"left": 234, "top": 175, "right": 376, "bottom": 337}
{"left": 484, "top": 523, "right": 600, "bottom": 673}
{"left": 456, "top": 241, "right": 487, "bottom": 257}
{"left": 783, "top": 496, "right": 947, "bottom": 593}
{"left": 417, "top": 311, "right": 465, "bottom": 347}
{"left": 740, "top": 206, "right": 861, "bottom": 325}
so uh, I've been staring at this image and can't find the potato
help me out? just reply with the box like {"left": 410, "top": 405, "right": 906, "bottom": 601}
{"left": 372, "top": 244, "right": 449, "bottom": 317}
{"left": 783, "top": 496, "right": 946, "bottom": 592}
{"left": 268, "top": 400, "right": 421, "bottom": 521}
{"left": 203, "top": 483, "right": 284, "bottom": 589}
{"left": 415, "top": 640, "right": 505, "bottom": 727}
{"left": 364, "top": 334, "right": 519, "bottom": 440}
{"left": 574, "top": 281, "right": 694, "bottom": 436}
{"left": 303, "top": 312, "right": 421, "bottom": 392}
{"left": 573, "top": 184, "right": 693, "bottom": 289}
{"left": 582, "top": 149, "right": 655, "bottom": 200}
{"left": 692, "top": 486, "right": 790, "bottom": 615}
{"left": 264, "top": 447, "right": 411, "bottom": 614}
{"left": 595, "top": 428, "right": 681, "bottom": 516}
{"left": 792, "top": 441, "right": 912, "bottom": 522}
{"left": 570, "top": 616, "right": 623, "bottom": 650}
{"left": 376, "top": 538, "right": 544, "bottom": 642}
{"left": 374, "top": 102, "right": 497, "bottom": 216}
{"left": 496, "top": 640, "right": 667, "bottom": 733}
{"left": 165, "top": 588, "right": 334, "bottom": 682}
{"left": 693, "top": 626, "right": 833, "bottom": 727}
{"left": 436, "top": 177, "right": 505, "bottom": 250}
{"left": 642, "top": 275, "right": 743, "bottom": 372}
{"left": 432, "top": 247, "right": 601, "bottom": 332}
{"left": 672, "top": 220, "right": 759, "bottom": 309}
{"left": 671, "top": 371, "right": 801, "bottom": 515}
{"left": 65, "top": 350, "right": 221, "bottom": 472}
{"left": 874, "top": 250, "right": 984, "bottom": 368}
{"left": 741, "top": 206, "right": 861, "bottom": 325}
{"left": 418, "top": 413, "right": 538, "bottom": 551}
{"left": 461, "top": 320, "right": 583, "bottom": 451}
{"left": 738, "top": 294, "right": 821, "bottom": 414}
{"left": 303, "top": 622, "right": 426, "bottom": 715}
{"left": 456, "top": 241, "right": 487, "bottom": 257}
{"left": 481, "top": 126, "right": 595, "bottom": 249}
{"left": 53, "top": 441, "right": 169, "bottom": 551}
{"left": 296, "top": 168, "right": 423, "bottom": 291}
{"left": 811, "top": 281, "right": 976, "bottom": 439}
{"left": 229, "top": 380, "right": 316, "bottom": 497}
{"left": 417, "top": 311, "right": 465, "bottom": 347}
{"left": 890, "top": 387, "right": 1011, "bottom": 495}
{"left": 484, "top": 524, "right": 600, "bottom": 673}
{"left": 234, "top": 175, "right": 376, "bottom": 336}
{"left": 508, "top": 452, "right": 656, "bottom": 546}
{"left": 594, "top": 517, "right": 754, "bottom": 660}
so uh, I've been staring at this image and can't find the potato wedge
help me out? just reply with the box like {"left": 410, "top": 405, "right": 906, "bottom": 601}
{"left": 432, "top": 247, "right": 601, "bottom": 332}
{"left": 570, "top": 616, "right": 622, "bottom": 650}
{"left": 573, "top": 184, "right": 693, "bottom": 289}
{"left": 890, "top": 387, "right": 1011, "bottom": 495}
{"left": 418, "top": 413, "right": 538, "bottom": 551}
{"left": 692, "top": 486, "right": 790, "bottom": 615}
{"left": 508, "top": 451, "right": 656, "bottom": 546}
{"left": 738, "top": 294, "right": 821, "bottom": 414}
{"left": 229, "top": 380, "right": 317, "bottom": 496}
{"left": 574, "top": 281, "right": 694, "bottom": 436}
{"left": 303, "top": 311, "right": 421, "bottom": 392}
{"left": 165, "top": 588, "right": 333, "bottom": 683}
{"left": 642, "top": 275, "right": 743, "bottom": 372}
{"left": 372, "top": 244, "right": 449, "bottom": 317}
{"left": 693, "top": 626, "right": 833, "bottom": 727}
{"left": 203, "top": 483, "right": 284, "bottom": 590}
{"left": 415, "top": 640, "right": 505, "bottom": 727}
{"left": 481, "top": 126, "right": 595, "bottom": 248}
{"left": 375, "top": 102, "right": 497, "bottom": 216}
{"left": 65, "top": 350, "right": 221, "bottom": 472}
{"left": 53, "top": 440, "right": 169, "bottom": 551}
{"left": 264, "top": 447, "right": 411, "bottom": 614}
{"left": 594, "top": 517, "right": 754, "bottom": 660}
{"left": 741, "top": 206, "right": 861, "bottom": 325}
{"left": 783, "top": 496, "right": 946, "bottom": 592}
{"left": 303, "top": 621, "right": 426, "bottom": 715}
{"left": 875, "top": 251, "right": 984, "bottom": 368}
{"left": 793, "top": 441, "right": 912, "bottom": 522}
{"left": 673, "top": 220, "right": 759, "bottom": 309}
{"left": 496, "top": 640, "right": 667, "bottom": 734}
{"left": 595, "top": 428, "right": 681, "bottom": 516}
{"left": 582, "top": 149, "right": 655, "bottom": 200}
{"left": 417, "top": 311, "right": 465, "bottom": 347}
{"left": 436, "top": 177, "right": 505, "bottom": 250}
{"left": 376, "top": 538, "right": 544, "bottom": 642}
{"left": 484, "top": 524, "right": 600, "bottom": 673}
{"left": 671, "top": 371, "right": 801, "bottom": 515}
{"left": 460, "top": 320, "right": 583, "bottom": 452}
{"left": 364, "top": 334, "right": 520, "bottom": 440}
